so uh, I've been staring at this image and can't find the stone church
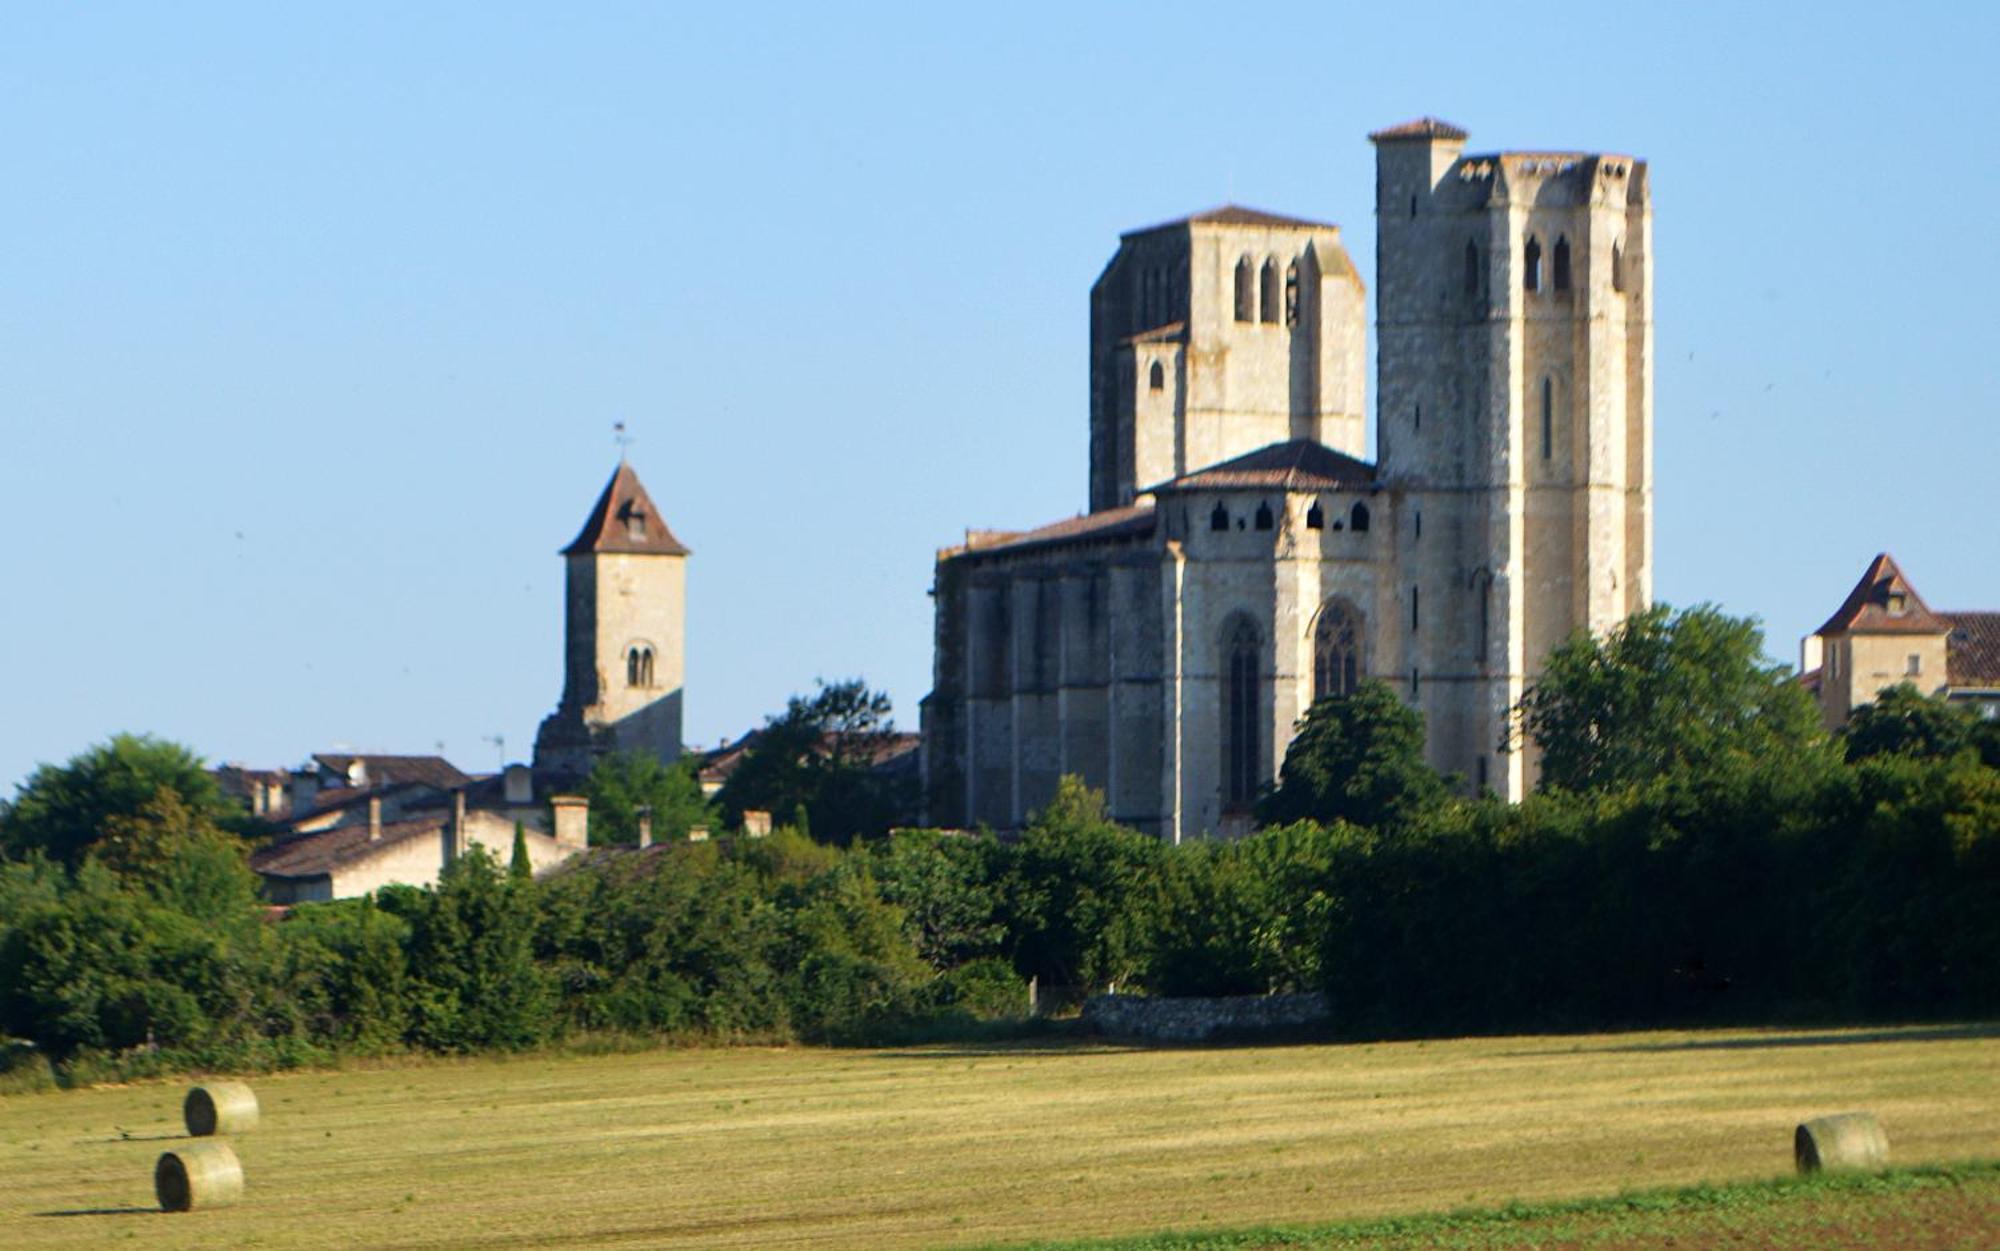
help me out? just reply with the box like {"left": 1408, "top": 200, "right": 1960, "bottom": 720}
{"left": 922, "top": 119, "right": 1653, "bottom": 839}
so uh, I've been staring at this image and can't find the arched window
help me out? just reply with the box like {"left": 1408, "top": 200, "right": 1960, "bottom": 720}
{"left": 1222, "top": 617, "right": 1261, "bottom": 808}
{"left": 1149, "top": 360, "right": 1164, "bottom": 391}
{"left": 1524, "top": 236, "right": 1542, "bottom": 292}
{"left": 1234, "top": 256, "right": 1254, "bottom": 322}
{"left": 1612, "top": 240, "right": 1627, "bottom": 293}
{"left": 1253, "top": 502, "right": 1274, "bottom": 531}
{"left": 1284, "top": 259, "right": 1300, "bottom": 326}
{"left": 1312, "top": 601, "right": 1363, "bottom": 702}
{"left": 1463, "top": 239, "right": 1480, "bottom": 294}
{"left": 1209, "top": 502, "right": 1229, "bottom": 532}
{"left": 1541, "top": 377, "right": 1554, "bottom": 461}
{"left": 627, "top": 645, "right": 654, "bottom": 688}
{"left": 1259, "top": 258, "right": 1279, "bottom": 323}
{"left": 1305, "top": 502, "right": 1324, "bottom": 530}
{"left": 1350, "top": 501, "right": 1370, "bottom": 533}
{"left": 1553, "top": 236, "right": 1571, "bottom": 291}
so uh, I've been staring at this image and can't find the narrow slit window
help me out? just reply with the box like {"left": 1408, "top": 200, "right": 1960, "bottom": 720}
{"left": 1259, "top": 258, "right": 1279, "bottom": 323}
{"left": 1524, "top": 236, "right": 1542, "bottom": 292}
{"left": 1541, "top": 378, "right": 1554, "bottom": 460}
{"left": 1284, "top": 260, "right": 1300, "bottom": 326}
{"left": 1234, "top": 256, "right": 1254, "bottom": 322}
{"left": 1411, "top": 585, "right": 1420, "bottom": 632}
{"left": 1612, "top": 240, "right": 1627, "bottom": 293}
{"left": 1463, "top": 239, "right": 1480, "bottom": 294}
{"left": 1553, "top": 236, "right": 1571, "bottom": 291}
{"left": 1148, "top": 360, "right": 1164, "bottom": 391}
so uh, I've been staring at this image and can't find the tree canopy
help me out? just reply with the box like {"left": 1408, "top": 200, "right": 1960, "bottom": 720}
{"left": 1, "top": 733, "right": 240, "bottom": 867}
{"left": 1257, "top": 681, "right": 1452, "bottom": 830}
{"left": 1516, "top": 604, "right": 1833, "bottom": 794}
{"left": 715, "top": 679, "right": 915, "bottom": 845}
{"left": 1842, "top": 683, "right": 1982, "bottom": 763}
{"left": 580, "top": 752, "right": 715, "bottom": 845}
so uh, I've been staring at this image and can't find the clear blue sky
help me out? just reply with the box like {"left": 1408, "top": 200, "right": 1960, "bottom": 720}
{"left": 4, "top": 2, "right": 1996, "bottom": 791}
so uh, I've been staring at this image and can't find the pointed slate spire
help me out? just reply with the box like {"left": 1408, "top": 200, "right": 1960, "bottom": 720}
{"left": 561, "top": 463, "right": 690, "bottom": 557}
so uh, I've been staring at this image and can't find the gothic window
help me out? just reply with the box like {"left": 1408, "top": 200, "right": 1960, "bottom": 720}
{"left": 1149, "top": 360, "right": 1164, "bottom": 391}
{"left": 1254, "top": 502, "right": 1274, "bottom": 531}
{"left": 1541, "top": 377, "right": 1554, "bottom": 461}
{"left": 1612, "top": 240, "right": 1627, "bottom": 293}
{"left": 1259, "top": 258, "right": 1279, "bottom": 323}
{"left": 1210, "top": 502, "right": 1229, "bottom": 532}
{"left": 1464, "top": 239, "right": 1480, "bottom": 294}
{"left": 1234, "top": 256, "right": 1254, "bottom": 322}
{"left": 1350, "top": 501, "right": 1370, "bottom": 533}
{"left": 1312, "top": 601, "right": 1363, "bottom": 702}
{"left": 1284, "top": 259, "right": 1300, "bottom": 326}
{"left": 1222, "top": 617, "right": 1262, "bottom": 809}
{"left": 1524, "top": 236, "right": 1542, "bottom": 292}
{"left": 1553, "top": 236, "right": 1572, "bottom": 291}
{"left": 626, "top": 645, "right": 654, "bottom": 688}
{"left": 1305, "top": 502, "right": 1324, "bottom": 530}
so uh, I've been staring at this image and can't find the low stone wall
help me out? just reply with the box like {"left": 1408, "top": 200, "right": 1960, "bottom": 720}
{"left": 1080, "top": 991, "right": 1331, "bottom": 1042}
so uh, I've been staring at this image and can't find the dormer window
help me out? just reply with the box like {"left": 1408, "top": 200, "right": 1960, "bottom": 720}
{"left": 622, "top": 502, "right": 648, "bottom": 541}
{"left": 1887, "top": 592, "right": 1907, "bottom": 617}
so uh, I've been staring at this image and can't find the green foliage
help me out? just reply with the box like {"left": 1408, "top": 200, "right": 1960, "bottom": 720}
{"left": 1007, "top": 777, "right": 1164, "bottom": 990}
{"left": 865, "top": 829, "right": 1009, "bottom": 967}
{"left": 388, "top": 848, "right": 552, "bottom": 1052}
{"left": 510, "top": 822, "right": 533, "bottom": 880}
{"left": 1, "top": 733, "right": 238, "bottom": 867}
{"left": 1518, "top": 604, "right": 1834, "bottom": 794}
{"left": 1257, "top": 681, "right": 1452, "bottom": 830}
{"left": 716, "top": 678, "right": 916, "bottom": 845}
{"left": 580, "top": 752, "right": 716, "bottom": 845}
{"left": 1843, "top": 684, "right": 1981, "bottom": 762}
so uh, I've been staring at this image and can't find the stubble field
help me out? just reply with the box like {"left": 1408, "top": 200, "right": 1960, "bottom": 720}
{"left": 2, "top": 1024, "right": 1995, "bottom": 1250}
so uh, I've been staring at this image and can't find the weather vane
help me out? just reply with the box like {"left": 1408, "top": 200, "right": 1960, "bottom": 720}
{"left": 613, "top": 420, "right": 634, "bottom": 459}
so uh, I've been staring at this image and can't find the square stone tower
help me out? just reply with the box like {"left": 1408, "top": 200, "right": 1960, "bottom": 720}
{"left": 532, "top": 461, "right": 689, "bottom": 785}
{"left": 1370, "top": 119, "right": 1652, "bottom": 796}
{"left": 1088, "top": 208, "right": 1367, "bottom": 512}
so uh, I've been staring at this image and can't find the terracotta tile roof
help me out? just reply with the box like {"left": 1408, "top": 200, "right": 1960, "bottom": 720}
{"left": 251, "top": 814, "right": 444, "bottom": 880}
{"left": 1944, "top": 612, "right": 2000, "bottom": 687}
{"left": 1814, "top": 553, "right": 1951, "bottom": 637}
{"left": 1368, "top": 117, "right": 1470, "bottom": 143}
{"left": 699, "top": 730, "right": 921, "bottom": 789}
{"left": 295, "top": 778, "right": 442, "bottom": 821}
{"left": 947, "top": 504, "right": 1157, "bottom": 561}
{"left": 313, "top": 754, "right": 470, "bottom": 792}
{"left": 1146, "top": 439, "right": 1378, "bottom": 494}
{"left": 562, "top": 462, "right": 690, "bottom": 557}
{"left": 1124, "top": 205, "right": 1341, "bottom": 238}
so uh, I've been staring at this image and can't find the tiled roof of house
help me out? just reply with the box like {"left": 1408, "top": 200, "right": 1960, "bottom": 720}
{"left": 1945, "top": 612, "right": 2000, "bottom": 687}
{"left": 1124, "top": 205, "right": 1341, "bottom": 238}
{"left": 250, "top": 815, "right": 444, "bottom": 880}
{"left": 946, "top": 504, "right": 1157, "bottom": 562}
{"left": 313, "top": 753, "right": 470, "bottom": 791}
{"left": 698, "top": 730, "right": 922, "bottom": 790}
{"left": 562, "top": 462, "right": 690, "bottom": 557}
{"left": 1815, "top": 553, "right": 1951, "bottom": 636}
{"left": 1146, "top": 439, "right": 1378, "bottom": 494}
{"left": 1368, "top": 117, "right": 1470, "bottom": 143}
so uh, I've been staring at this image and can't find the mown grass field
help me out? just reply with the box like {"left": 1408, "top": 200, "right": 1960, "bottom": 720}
{"left": 2, "top": 1024, "right": 1995, "bottom": 1250}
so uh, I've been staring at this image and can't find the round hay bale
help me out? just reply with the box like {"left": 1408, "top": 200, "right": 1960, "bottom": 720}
{"left": 1795, "top": 1111, "right": 1888, "bottom": 1173}
{"left": 155, "top": 1140, "right": 244, "bottom": 1211}
{"left": 184, "top": 1081, "right": 259, "bottom": 1137}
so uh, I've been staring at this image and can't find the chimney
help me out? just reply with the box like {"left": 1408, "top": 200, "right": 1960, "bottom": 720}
{"left": 742, "top": 809, "right": 772, "bottom": 839}
{"left": 503, "top": 763, "right": 533, "bottom": 805}
{"left": 687, "top": 825, "right": 710, "bottom": 843}
{"left": 368, "top": 795, "right": 382, "bottom": 842}
{"left": 1801, "top": 634, "right": 1823, "bottom": 676}
{"left": 636, "top": 806, "right": 653, "bottom": 850}
{"left": 289, "top": 769, "right": 319, "bottom": 815}
{"left": 551, "top": 794, "right": 589, "bottom": 848}
{"left": 452, "top": 788, "right": 468, "bottom": 859}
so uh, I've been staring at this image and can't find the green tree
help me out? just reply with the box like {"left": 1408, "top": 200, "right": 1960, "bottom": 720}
{"left": 580, "top": 752, "right": 715, "bottom": 846}
{"left": 1517, "top": 603, "right": 1833, "bottom": 794}
{"left": 1005, "top": 777, "right": 1163, "bottom": 991}
{"left": 1842, "top": 684, "right": 1980, "bottom": 762}
{"left": 865, "top": 830, "right": 1009, "bottom": 968}
{"left": 509, "top": 822, "right": 533, "bottom": 880}
{"left": 1, "top": 734, "right": 239, "bottom": 867}
{"left": 716, "top": 679, "right": 916, "bottom": 845}
{"left": 1257, "top": 681, "right": 1452, "bottom": 831}
{"left": 389, "top": 848, "right": 551, "bottom": 1051}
